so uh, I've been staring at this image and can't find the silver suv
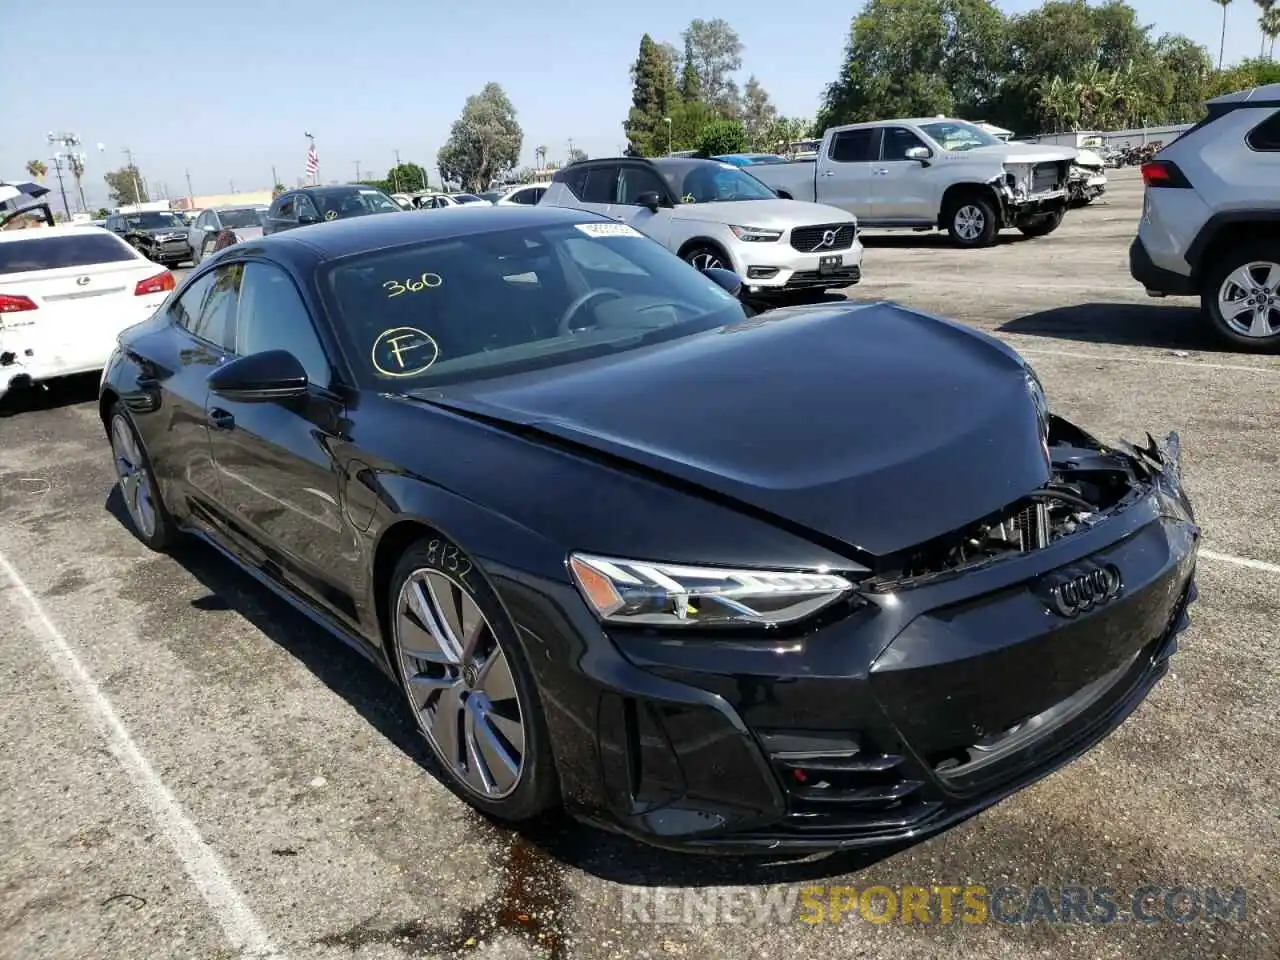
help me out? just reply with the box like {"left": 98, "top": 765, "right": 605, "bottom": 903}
{"left": 1130, "top": 83, "right": 1280, "bottom": 351}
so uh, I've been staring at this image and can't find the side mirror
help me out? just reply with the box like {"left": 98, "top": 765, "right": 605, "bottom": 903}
{"left": 297, "top": 213, "right": 319, "bottom": 225}
{"left": 635, "top": 191, "right": 662, "bottom": 212}
{"left": 702, "top": 266, "right": 743, "bottom": 297}
{"left": 905, "top": 146, "right": 932, "bottom": 165}
{"left": 207, "top": 349, "right": 308, "bottom": 402}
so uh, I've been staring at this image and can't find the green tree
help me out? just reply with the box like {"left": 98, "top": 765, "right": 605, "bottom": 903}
{"left": 624, "top": 34, "right": 677, "bottom": 156}
{"left": 1212, "top": 0, "right": 1234, "bottom": 69}
{"left": 437, "top": 82, "right": 523, "bottom": 192}
{"left": 385, "top": 162, "right": 428, "bottom": 192}
{"left": 681, "top": 18, "right": 742, "bottom": 115}
{"left": 272, "top": 183, "right": 286, "bottom": 197}
{"left": 820, "top": 0, "right": 1005, "bottom": 129}
{"left": 1206, "top": 55, "right": 1280, "bottom": 93}
{"left": 94, "top": 207, "right": 110, "bottom": 219}
{"left": 678, "top": 35, "right": 701, "bottom": 102}
{"left": 104, "top": 165, "right": 148, "bottom": 205}
{"left": 24, "top": 159, "right": 47, "bottom": 182}
{"left": 567, "top": 147, "right": 588, "bottom": 164}
{"left": 740, "top": 76, "right": 778, "bottom": 151}
{"left": 667, "top": 98, "right": 716, "bottom": 152}
{"left": 1258, "top": 0, "right": 1279, "bottom": 56}
{"left": 696, "top": 119, "right": 748, "bottom": 155}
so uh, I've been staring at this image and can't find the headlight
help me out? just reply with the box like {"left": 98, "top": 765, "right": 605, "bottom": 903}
{"left": 728, "top": 225, "right": 782, "bottom": 242}
{"left": 568, "top": 553, "right": 858, "bottom": 628}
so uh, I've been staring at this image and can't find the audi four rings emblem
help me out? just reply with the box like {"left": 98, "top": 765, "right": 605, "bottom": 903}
{"left": 1043, "top": 564, "right": 1123, "bottom": 618}
{"left": 811, "top": 229, "right": 837, "bottom": 251}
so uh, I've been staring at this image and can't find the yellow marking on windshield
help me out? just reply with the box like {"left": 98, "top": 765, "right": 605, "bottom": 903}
{"left": 383, "top": 272, "right": 444, "bottom": 298}
{"left": 371, "top": 326, "right": 440, "bottom": 377}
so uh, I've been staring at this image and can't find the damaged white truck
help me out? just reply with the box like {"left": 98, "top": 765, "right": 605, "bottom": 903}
{"left": 750, "top": 118, "right": 1076, "bottom": 249}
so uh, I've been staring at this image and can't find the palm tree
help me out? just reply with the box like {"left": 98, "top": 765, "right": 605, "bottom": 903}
{"left": 1257, "top": 0, "right": 1277, "bottom": 55}
{"left": 24, "top": 159, "right": 47, "bottom": 182}
{"left": 68, "top": 155, "right": 87, "bottom": 212}
{"left": 1213, "top": 0, "right": 1234, "bottom": 69}
{"left": 1265, "top": 7, "right": 1280, "bottom": 57}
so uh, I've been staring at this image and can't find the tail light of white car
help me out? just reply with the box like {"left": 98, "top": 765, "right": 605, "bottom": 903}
{"left": 1140, "top": 161, "right": 1191, "bottom": 189}
{"left": 0, "top": 294, "right": 37, "bottom": 314}
{"left": 134, "top": 271, "right": 176, "bottom": 296}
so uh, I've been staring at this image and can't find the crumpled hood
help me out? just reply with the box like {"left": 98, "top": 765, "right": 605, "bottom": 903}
{"left": 959, "top": 142, "right": 1078, "bottom": 164}
{"left": 138, "top": 226, "right": 187, "bottom": 238}
{"left": 671, "top": 198, "right": 856, "bottom": 228}
{"left": 425, "top": 302, "right": 1052, "bottom": 556}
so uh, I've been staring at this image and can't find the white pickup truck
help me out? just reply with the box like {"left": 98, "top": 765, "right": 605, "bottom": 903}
{"left": 750, "top": 118, "right": 1077, "bottom": 248}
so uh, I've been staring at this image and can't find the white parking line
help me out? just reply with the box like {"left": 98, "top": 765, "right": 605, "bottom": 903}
{"left": 1016, "top": 346, "right": 1279, "bottom": 375}
{"left": 1200, "top": 549, "right": 1280, "bottom": 576}
{"left": 0, "top": 549, "right": 286, "bottom": 960}
{"left": 860, "top": 278, "right": 1144, "bottom": 294}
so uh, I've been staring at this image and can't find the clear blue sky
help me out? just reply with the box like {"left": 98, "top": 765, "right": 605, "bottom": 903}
{"left": 4, "top": 0, "right": 1265, "bottom": 209}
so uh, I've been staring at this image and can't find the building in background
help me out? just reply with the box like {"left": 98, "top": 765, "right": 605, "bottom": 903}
{"left": 171, "top": 190, "right": 273, "bottom": 212}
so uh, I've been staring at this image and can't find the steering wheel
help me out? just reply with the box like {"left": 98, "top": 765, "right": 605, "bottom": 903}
{"left": 556, "top": 288, "right": 624, "bottom": 335}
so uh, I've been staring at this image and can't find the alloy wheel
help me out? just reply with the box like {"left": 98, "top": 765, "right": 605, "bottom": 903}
{"left": 110, "top": 415, "right": 158, "bottom": 539}
{"left": 394, "top": 568, "right": 526, "bottom": 799}
{"left": 954, "top": 205, "right": 985, "bottom": 242}
{"left": 689, "top": 250, "right": 724, "bottom": 271}
{"left": 1218, "top": 261, "right": 1280, "bottom": 339}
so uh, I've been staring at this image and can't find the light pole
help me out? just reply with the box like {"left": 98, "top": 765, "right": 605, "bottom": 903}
{"left": 663, "top": 117, "right": 673, "bottom": 156}
{"left": 354, "top": 160, "right": 361, "bottom": 182}
{"left": 48, "top": 154, "right": 72, "bottom": 220}
{"left": 47, "top": 132, "right": 87, "bottom": 212}
{"left": 121, "top": 147, "right": 144, "bottom": 204}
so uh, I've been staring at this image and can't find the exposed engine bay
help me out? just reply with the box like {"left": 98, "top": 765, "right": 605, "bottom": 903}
{"left": 867, "top": 415, "right": 1177, "bottom": 591}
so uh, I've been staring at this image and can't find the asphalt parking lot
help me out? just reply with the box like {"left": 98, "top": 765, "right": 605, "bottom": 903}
{"left": 1, "top": 168, "right": 1276, "bottom": 959}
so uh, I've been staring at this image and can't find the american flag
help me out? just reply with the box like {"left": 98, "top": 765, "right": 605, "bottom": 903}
{"left": 305, "top": 141, "right": 318, "bottom": 181}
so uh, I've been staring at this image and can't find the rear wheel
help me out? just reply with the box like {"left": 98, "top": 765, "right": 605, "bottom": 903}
{"left": 109, "top": 404, "right": 176, "bottom": 550}
{"left": 1018, "top": 208, "right": 1065, "bottom": 239}
{"left": 387, "top": 535, "right": 559, "bottom": 822}
{"left": 1202, "top": 242, "right": 1280, "bottom": 352}
{"left": 945, "top": 195, "right": 998, "bottom": 248}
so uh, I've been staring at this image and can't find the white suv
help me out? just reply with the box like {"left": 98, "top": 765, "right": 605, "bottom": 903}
{"left": 1130, "top": 83, "right": 1280, "bottom": 351}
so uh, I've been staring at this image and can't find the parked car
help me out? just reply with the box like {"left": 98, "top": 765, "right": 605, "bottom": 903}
{"left": 1129, "top": 83, "right": 1280, "bottom": 351}
{"left": 104, "top": 210, "right": 192, "bottom": 266}
{"left": 712, "top": 153, "right": 788, "bottom": 166}
{"left": 489, "top": 183, "right": 551, "bottom": 206}
{"left": 1, "top": 223, "right": 174, "bottom": 402}
{"left": 750, "top": 118, "right": 1075, "bottom": 248}
{"left": 189, "top": 205, "right": 268, "bottom": 263}
{"left": 99, "top": 205, "right": 1198, "bottom": 854}
{"left": 541, "top": 156, "right": 862, "bottom": 295}
{"left": 416, "top": 193, "right": 488, "bottom": 209}
{"left": 263, "top": 185, "right": 401, "bottom": 236}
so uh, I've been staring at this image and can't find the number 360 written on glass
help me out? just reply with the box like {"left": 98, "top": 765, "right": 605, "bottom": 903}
{"left": 384, "top": 273, "right": 444, "bottom": 297}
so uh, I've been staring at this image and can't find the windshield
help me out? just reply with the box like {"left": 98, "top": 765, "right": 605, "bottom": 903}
{"left": 125, "top": 212, "right": 183, "bottom": 229}
{"left": 320, "top": 221, "right": 745, "bottom": 389}
{"left": 918, "top": 121, "right": 1002, "bottom": 151}
{"left": 312, "top": 188, "right": 401, "bottom": 219}
{"left": 219, "top": 208, "right": 265, "bottom": 228}
{"left": 655, "top": 161, "right": 777, "bottom": 203}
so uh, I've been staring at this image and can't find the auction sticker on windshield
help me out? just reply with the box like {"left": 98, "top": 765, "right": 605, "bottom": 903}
{"left": 574, "top": 223, "right": 643, "bottom": 239}
{"left": 371, "top": 326, "right": 439, "bottom": 377}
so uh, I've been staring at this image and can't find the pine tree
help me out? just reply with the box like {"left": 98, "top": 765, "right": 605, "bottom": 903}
{"left": 679, "top": 35, "right": 701, "bottom": 103}
{"left": 624, "top": 35, "right": 676, "bottom": 156}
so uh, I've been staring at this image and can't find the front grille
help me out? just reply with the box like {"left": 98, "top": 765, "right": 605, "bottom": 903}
{"left": 1031, "top": 162, "right": 1063, "bottom": 193}
{"left": 786, "top": 265, "right": 861, "bottom": 287}
{"left": 789, "top": 223, "right": 856, "bottom": 252}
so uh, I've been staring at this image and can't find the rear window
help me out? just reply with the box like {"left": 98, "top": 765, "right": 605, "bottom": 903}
{"left": 0, "top": 233, "right": 137, "bottom": 275}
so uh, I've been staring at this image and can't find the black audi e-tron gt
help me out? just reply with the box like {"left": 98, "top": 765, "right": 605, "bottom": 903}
{"left": 98, "top": 205, "right": 1199, "bottom": 854}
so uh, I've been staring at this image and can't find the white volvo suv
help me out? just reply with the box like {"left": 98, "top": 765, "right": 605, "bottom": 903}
{"left": 539, "top": 156, "right": 863, "bottom": 296}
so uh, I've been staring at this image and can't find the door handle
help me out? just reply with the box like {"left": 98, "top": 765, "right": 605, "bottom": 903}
{"left": 821, "top": 170, "right": 836, "bottom": 177}
{"left": 873, "top": 168, "right": 889, "bottom": 175}
{"left": 208, "top": 408, "right": 235, "bottom": 430}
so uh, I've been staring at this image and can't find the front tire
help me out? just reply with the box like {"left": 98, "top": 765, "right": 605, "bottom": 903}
{"left": 109, "top": 404, "right": 176, "bottom": 550}
{"left": 1202, "top": 241, "right": 1280, "bottom": 352}
{"left": 683, "top": 243, "right": 729, "bottom": 272}
{"left": 946, "top": 195, "right": 998, "bottom": 248}
{"left": 387, "top": 535, "right": 559, "bottom": 822}
{"left": 1018, "top": 208, "right": 1065, "bottom": 239}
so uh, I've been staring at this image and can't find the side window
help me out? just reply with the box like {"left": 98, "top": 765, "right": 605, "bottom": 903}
{"left": 170, "top": 271, "right": 217, "bottom": 335}
{"left": 234, "top": 263, "right": 332, "bottom": 387}
{"left": 882, "top": 127, "right": 928, "bottom": 161}
{"left": 580, "top": 166, "right": 619, "bottom": 203}
{"left": 1247, "top": 110, "right": 1280, "bottom": 151}
{"left": 616, "top": 166, "right": 668, "bottom": 204}
{"left": 829, "top": 129, "right": 877, "bottom": 163}
{"left": 190, "top": 264, "right": 243, "bottom": 350}
{"left": 560, "top": 167, "right": 589, "bottom": 199}
{"left": 297, "top": 195, "right": 321, "bottom": 220}
{"left": 276, "top": 196, "right": 296, "bottom": 219}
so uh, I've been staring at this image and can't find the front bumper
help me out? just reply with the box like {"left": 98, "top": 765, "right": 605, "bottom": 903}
{"left": 730, "top": 236, "right": 864, "bottom": 292}
{"left": 143, "top": 238, "right": 192, "bottom": 263}
{"left": 532, "top": 434, "right": 1198, "bottom": 854}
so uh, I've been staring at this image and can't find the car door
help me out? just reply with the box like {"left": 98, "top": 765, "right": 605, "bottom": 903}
{"left": 295, "top": 193, "right": 322, "bottom": 224}
{"left": 613, "top": 164, "right": 674, "bottom": 246}
{"left": 566, "top": 163, "right": 619, "bottom": 218}
{"left": 816, "top": 127, "right": 880, "bottom": 219}
{"left": 134, "top": 267, "right": 234, "bottom": 526}
{"left": 265, "top": 194, "right": 297, "bottom": 234}
{"left": 204, "top": 259, "right": 358, "bottom": 626}
{"left": 872, "top": 126, "right": 936, "bottom": 223}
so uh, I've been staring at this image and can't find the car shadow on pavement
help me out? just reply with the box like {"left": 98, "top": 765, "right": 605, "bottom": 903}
{"left": 1000, "top": 302, "right": 1228, "bottom": 352}
{"left": 858, "top": 232, "right": 1023, "bottom": 249}
{"left": 104, "top": 490, "right": 918, "bottom": 888}
{"left": 0, "top": 372, "right": 101, "bottom": 418}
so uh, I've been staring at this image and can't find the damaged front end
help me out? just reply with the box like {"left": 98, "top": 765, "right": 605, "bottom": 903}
{"left": 993, "top": 160, "right": 1070, "bottom": 226}
{"left": 865, "top": 415, "right": 1197, "bottom": 593}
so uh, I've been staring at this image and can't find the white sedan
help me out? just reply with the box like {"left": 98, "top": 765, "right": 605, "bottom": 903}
{"left": 0, "top": 225, "right": 175, "bottom": 402}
